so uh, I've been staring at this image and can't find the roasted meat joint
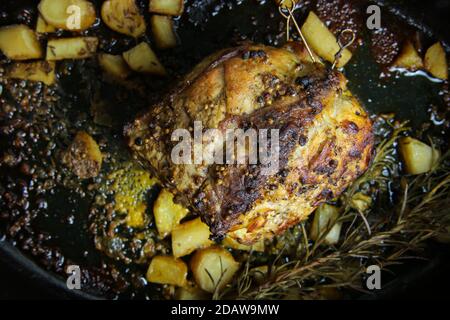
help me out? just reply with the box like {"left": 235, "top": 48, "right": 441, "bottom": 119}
{"left": 0, "top": 0, "right": 449, "bottom": 301}
{"left": 126, "top": 44, "right": 374, "bottom": 244}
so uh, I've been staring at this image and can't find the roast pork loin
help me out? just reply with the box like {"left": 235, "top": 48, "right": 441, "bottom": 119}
{"left": 125, "top": 44, "right": 374, "bottom": 244}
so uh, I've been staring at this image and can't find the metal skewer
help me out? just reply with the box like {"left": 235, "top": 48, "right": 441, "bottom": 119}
{"left": 278, "top": 0, "right": 316, "bottom": 63}
{"left": 332, "top": 28, "right": 356, "bottom": 69}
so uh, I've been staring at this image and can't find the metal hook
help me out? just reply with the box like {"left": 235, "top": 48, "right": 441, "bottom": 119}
{"left": 278, "top": 0, "right": 316, "bottom": 63}
{"left": 331, "top": 29, "right": 356, "bottom": 69}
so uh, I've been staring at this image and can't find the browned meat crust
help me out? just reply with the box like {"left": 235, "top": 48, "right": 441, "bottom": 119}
{"left": 125, "top": 44, "right": 374, "bottom": 244}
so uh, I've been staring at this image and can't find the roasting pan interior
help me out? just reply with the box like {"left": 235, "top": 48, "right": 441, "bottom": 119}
{"left": 0, "top": 0, "right": 449, "bottom": 299}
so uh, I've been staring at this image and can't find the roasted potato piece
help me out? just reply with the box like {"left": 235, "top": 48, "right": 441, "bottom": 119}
{"left": 249, "top": 265, "right": 269, "bottom": 284}
{"left": 8, "top": 61, "right": 56, "bottom": 85}
{"left": 0, "top": 25, "right": 43, "bottom": 60}
{"left": 301, "top": 11, "right": 352, "bottom": 68}
{"left": 151, "top": 15, "right": 177, "bottom": 49}
{"left": 46, "top": 37, "right": 98, "bottom": 60}
{"left": 36, "top": 14, "right": 57, "bottom": 33}
{"left": 399, "top": 137, "right": 439, "bottom": 175}
{"left": 424, "top": 42, "right": 448, "bottom": 80}
{"left": 154, "top": 189, "right": 189, "bottom": 238}
{"left": 122, "top": 42, "right": 166, "bottom": 75}
{"left": 149, "top": 0, "right": 184, "bottom": 16}
{"left": 350, "top": 192, "right": 372, "bottom": 212}
{"left": 146, "top": 255, "right": 188, "bottom": 287}
{"left": 310, "top": 204, "right": 342, "bottom": 246}
{"left": 172, "top": 217, "right": 213, "bottom": 258}
{"left": 392, "top": 41, "right": 423, "bottom": 70}
{"left": 222, "top": 236, "right": 264, "bottom": 252}
{"left": 190, "top": 247, "right": 240, "bottom": 293}
{"left": 38, "top": 0, "right": 96, "bottom": 31}
{"left": 98, "top": 53, "right": 132, "bottom": 79}
{"left": 175, "top": 283, "right": 209, "bottom": 300}
{"left": 62, "top": 131, "right": 102, "bottom": 179}
{"left": 101, "top": 0, "right": 146, "bottom": 38}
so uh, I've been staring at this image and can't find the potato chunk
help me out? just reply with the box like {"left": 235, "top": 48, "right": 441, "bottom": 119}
{"left": 392, "top": 41, "right": 423, "bottom": 71}
{"left": 190, "top": 247, "right": 240, "bottom": 293}
{"left": 172, "top": 218, "right": 213, "bottom": 258}
{"left": 62, "top": 131, "right": 102, "bottom": 179}
{"left": 151, "top": 15, "right": 177, "bottom": 49}
{"left": 175, "top": 283, "right": 208, "bottom": 300}
{"left": 38, "top": 0, "right": 96, "bottom": 31}
{"left": 310, "top": 204, "right": 341, "bottom": 245}
{"left": 101, "top": 0, "right": 146, "bottom": 38}
{"left": 154, "top": 189, "right": 189, "bottom": 238}
{"left": 222, "top": 236, "right": 264, "bottom": 252}
{"left": 36, "top": 14, "right": 57, "bottom": 33}
{"left": 399, "top": 137, "right": 439, "bottom": 175}
{"left": 122, "top": 42, "right": 166, "bottom": 75}
{"left": 149, "top": 0, "right": 184, "bottom": 16}
{"left": 0, "top": 25, "right": 43, "bottom": 60}
{"left": 8, "top": 61, "right": 56, "bottom": 85}
{"left": 301, "top": 11, "right": 352, "bottom": 68}
{"left": 424, "top": 42, "right": 448, "bottom": 80}
{"left": 46, "top": 37, "right": 98, "bottom": 60}
{"left": 146, "top": 256, "right": 188, "bottom": 287}
{"left": 98, "top": 53, "right": 131, "bottom": 79}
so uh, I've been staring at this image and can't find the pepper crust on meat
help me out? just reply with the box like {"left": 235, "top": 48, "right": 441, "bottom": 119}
{"left": 125, "top": 44, "right": 374, "bottom": 245}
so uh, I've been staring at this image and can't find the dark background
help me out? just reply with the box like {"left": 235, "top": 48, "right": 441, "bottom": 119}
{"left": 0, "top": 0, "right": 449, "bottom": 300}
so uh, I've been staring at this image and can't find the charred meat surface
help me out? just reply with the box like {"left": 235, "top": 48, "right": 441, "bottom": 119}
{"left": 125, "top": 44, "right": 374, "bottom": 244}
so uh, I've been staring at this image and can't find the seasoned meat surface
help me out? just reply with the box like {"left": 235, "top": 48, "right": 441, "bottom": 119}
{"left": 125, "top": 44, "right": 374, "bottom": 244}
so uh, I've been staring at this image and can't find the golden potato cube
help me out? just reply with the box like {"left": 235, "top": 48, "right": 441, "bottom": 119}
{"left": 424, "top": 42, "right": 448, "bottom": 80}
{"left": 301, "top": 11, "right": 352, "bottom": 68}
{"left": 146, "top": 255, "right": 188, "bottom": 287}
{"left": 399, "top": 137, "right": 439, "bottom": 175}
{"left": 172, "top": 217, "right": 213, "bottom": 258}
{"left": 46, "top": 37, "right": 98, "bottom": 60}
{"left": 149, "top": 0, "right": 184, "bottom": 16}
{"left": 222, "top": 236, "right": 264, "bottom": 252}
{"left": 36, "top": 14, "right": 57, "bottom": 33}
{"left": 310, "top": 204, "right": 341, "bottom": 245}
{"left": 151, "top": 15, "right": 177, "bottom": 49}
{"left": 154, "top": 189, "right": 188, "bottom": 238}
{"left": 350, "top": 192, "right": 372, "bottom": 212}
{"left": 0, "top": 25, "right": 43, "bottom": 60}
{"left": 101, "top": 0, "right": 146, "bottom": 38}
{"left": 122, "top": 42, "right": 167, "bottom": 75}
{"left": 98, "top": 53, "right": 132, "bottom": 79}
{"left": 38, "top": 0, "right": 96, "bottom": 31}
{"left": 8, "top": 61, "right": 56, "bottom": 85}
{"left": 392, "top": 41, "right": 423, "bottom": 70}
{"left": 190, "top": 246, "right": 240, "bottom": 293}
{"left": 175, "top": 283, "right": 208, "bottom": 300}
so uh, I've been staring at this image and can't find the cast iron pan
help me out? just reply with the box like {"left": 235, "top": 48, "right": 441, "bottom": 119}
{"left": 0, "top": 0, "right": 449, "bottom": 299}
